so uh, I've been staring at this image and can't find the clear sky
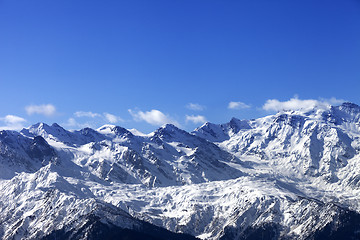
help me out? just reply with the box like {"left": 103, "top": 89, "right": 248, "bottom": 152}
{"left": 0, "top": 0, "right": 359, "bottom": 132}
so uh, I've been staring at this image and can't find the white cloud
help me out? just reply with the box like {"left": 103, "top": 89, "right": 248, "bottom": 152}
{"left": 63, "top": 118, "right": 92, "bottom": 129}
{"left": 25, "top": 104, "right": 56, "bottom": 116}
{"left": 104, "top": 112, "right": 123, "bottom": 123}
{"left": 262, "top": 97, "right": 345, "bottom": 112}
{"left": 129, "top": 109, "right": 179, "bottom": 126}
{"left": 74, "top": 111, "right": 101, "bottom": 118}
{"left": 186, "top": 103, "right": 205, "bottom": 111}
{"left": 66, "top": 118, "right": 77, "bottom": 127}
{"left": 1, "top": 115, "right": 26, "bottom": 124}
{"left": 186, "top": 115, "right": 207, "bottom": 124}
{"left": 0, "top": 115, "right": 27, "bottom": 130}
{"left": 74, "top": 111, "right": 123, "bottom": 124}
{"left": 228, "top": 101, "right": 251, "bottom": 110}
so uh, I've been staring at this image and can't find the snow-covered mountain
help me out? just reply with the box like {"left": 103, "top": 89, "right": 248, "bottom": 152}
{"left": 1, "top": 102, "right": 360, "bottom": 239}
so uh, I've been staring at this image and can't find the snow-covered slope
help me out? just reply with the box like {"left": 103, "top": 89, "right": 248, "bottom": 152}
{"left": 1, "top": 102, "right": 360, "bottom": 239}
{"left": 21, "top": 123, "right": 243, "bottom": 187}
{"left": 194, "top": 103, "right": 360, "bottom": 183}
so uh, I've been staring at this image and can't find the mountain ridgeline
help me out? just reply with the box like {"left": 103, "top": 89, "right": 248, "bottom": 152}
{"left": 1, "top": 102, "right": 360, "bottom": 239}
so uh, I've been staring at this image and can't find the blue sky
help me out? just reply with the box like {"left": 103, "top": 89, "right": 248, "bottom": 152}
{"left": 0, "top": 0, "right": 359, "bottom": 132}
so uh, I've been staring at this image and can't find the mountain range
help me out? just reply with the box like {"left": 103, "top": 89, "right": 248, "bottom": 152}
{"left": 1, "top": 102, "right": 360, "bottom": 239}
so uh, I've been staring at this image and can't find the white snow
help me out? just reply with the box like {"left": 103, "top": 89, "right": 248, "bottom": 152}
{"left": 1, "top": 102, "right": 360, "bottom": 239}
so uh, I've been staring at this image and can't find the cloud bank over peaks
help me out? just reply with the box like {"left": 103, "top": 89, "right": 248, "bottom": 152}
{"left": 129, "top": 109, "right": 179, "bottom": 127}
{"left": 0, "top": 115, "right": 27, "bottom": 130}
{"left": 263, "top": 97, "right": 345, "bottom": 112}
{"left": 25, "top": 104, "right": 56, "bottom": 116}
{"left": 228, "top": 101, "right": 251, "bottom": 110}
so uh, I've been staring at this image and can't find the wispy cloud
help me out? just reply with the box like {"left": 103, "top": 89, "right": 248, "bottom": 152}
{"left": 25, "top": 104, "right": 56, "bottom": 116}
{"left": 263, "top": 97, "right": 345, "bottom": 112}
{"left": 74, "top": 111, "right": 101, "bottom": 118}
{"left": 186, "top": 115, "right": 207, "bottom": 124}
{"left": 129, "top": 109, "right": 179, "bottom": 126}
{"left": 104, "top": 112, "right": 123, "bottom": 123}
{"left": 74, "top": 111, "right": 123, "bottom": 124}
{"left": 186, "top": 103, "right": 205, "bottom": 111}
{"left": 63, "top": 117, "right": 93, "bottom": 129}
{"left": 228, "top": 101, "right": 251, "bottom": 110}
{"left": 0, "top": 115, "right": 27, "bottom": 130}
{"left": 66, "top": 118, "right": 77, "bottom": 127}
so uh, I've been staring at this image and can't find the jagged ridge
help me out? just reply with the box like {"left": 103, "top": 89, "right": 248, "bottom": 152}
{"left": 0, "top": 102, "right": 360, "bottom": 239}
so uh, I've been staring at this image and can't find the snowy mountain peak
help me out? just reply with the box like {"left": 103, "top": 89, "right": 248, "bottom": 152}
{"left": 192, "top": 122, "right": 230, "bottom": 142}
{"left": 113, "top": 126, "right": 133, "bottom": 136}
{"left": 320, "top": 102, "right": 360, "bottom": 125}
{"left": 159, "top": 123, "right": 181, "bottom": 131}
{"left": 153, "top": 123, "right": 189, "bottom": 139}
{"left": 20, "top": 122, "right": 48, "bottom": 137}
{"left": 22, "top": 122, "right": 69, "bottom": 137}
{"left": 27, "top": 122, "right": 51, "bottom": 132}
{"left": 20, "top": 122, "right": 79, "bottom": 147}
{"left": 97, "top": 124, "right": 133, "bottom": 138}
{"left": 228, "top": 117, "right": 252, "bottom": 132}
{"left": 332, "top": 102, "right": 360, "bottom": 118}
{"left": 97, "top": 124, "right": 116, "bottom": 132}
{"left": 75, "top": 127, "right": 106, "bottom": 143}
{"left": 338, "top": 102, "right": 360, "bottom": 112}
{"left": 274, "top": 102, "right": 360, "bottom": 122}
{"left": 193, "top": 118, "right": 251, "bottom": 142}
